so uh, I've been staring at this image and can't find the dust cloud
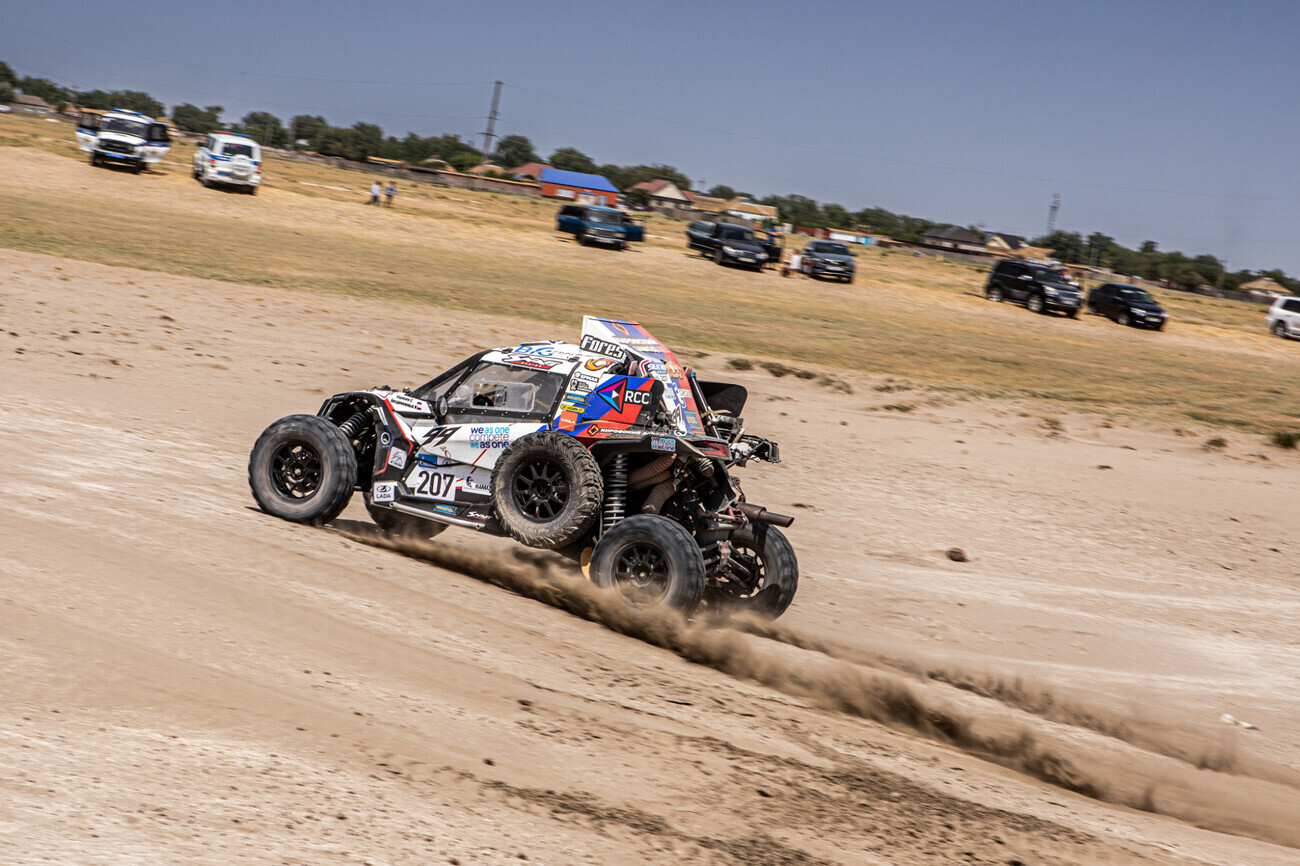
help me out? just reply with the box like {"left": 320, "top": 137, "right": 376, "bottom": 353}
{"left": 333, "top": 524, "right": 1300, "bottom": 850}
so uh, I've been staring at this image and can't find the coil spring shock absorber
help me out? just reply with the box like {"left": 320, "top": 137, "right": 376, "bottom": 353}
{"left": 601, "top": 453, "right": 629, "bottom": 535}
{"left": 337, "top": 410, "right": 369, "bottom": 441}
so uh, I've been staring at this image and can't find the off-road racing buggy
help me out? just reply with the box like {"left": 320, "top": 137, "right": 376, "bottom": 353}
{"left": 249, "top": 316, "right": 797, "bottom": 619}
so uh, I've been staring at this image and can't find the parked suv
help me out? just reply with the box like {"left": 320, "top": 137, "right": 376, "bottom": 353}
{"left": 194, "top": 132, "right": 262, "bottom": 193}
{"left": 75, "top": 109, "right": 172, "bottom": 173}
{"left": 556, "top": 205, "right": 643, "bottom": 249}
{"left": 1267, "top": 296, "right": 1300, "bottom": 339}
{"left": 985, "top": 260, "right": 1082, "bottom": 316}
{"left": 1087, "top": 283, "right": 1168, "bottom": 330}
{"left": 800, "top": 240, "right": 857, "bottom": 283}
{"left": 685, "top": 221, "right": 769, "bottom": 270}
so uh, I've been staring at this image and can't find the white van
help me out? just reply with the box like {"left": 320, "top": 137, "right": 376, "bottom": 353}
{"left": 76, "top": 109, "right": 172, "bottom": 173}
{"left": 193, "top": 132, "right": 262, "bottom": 193}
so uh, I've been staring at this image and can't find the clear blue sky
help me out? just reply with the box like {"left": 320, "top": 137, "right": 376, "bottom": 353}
{"left": 5, "top": 0, "right": 1299, "bottom": 274}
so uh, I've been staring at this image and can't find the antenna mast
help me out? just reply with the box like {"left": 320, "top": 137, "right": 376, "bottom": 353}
{"left": 480, "top": 80, "right": 503, "bottom": 165}
{"left": 1047, "top": 192, "right": 1061, "bottom": 234}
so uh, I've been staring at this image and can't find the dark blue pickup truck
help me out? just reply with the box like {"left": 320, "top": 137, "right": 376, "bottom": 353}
{"left": 556, "top": 205, "right": 644, "bottom": 250}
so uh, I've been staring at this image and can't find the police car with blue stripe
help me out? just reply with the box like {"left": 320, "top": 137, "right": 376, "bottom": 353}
{"left": 194, "top": 131, "right": 262, "bottom": 194}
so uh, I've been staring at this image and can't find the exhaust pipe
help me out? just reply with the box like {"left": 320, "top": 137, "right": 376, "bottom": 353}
{"left": 736, "top": 502, "right": 794, "bottom": 528}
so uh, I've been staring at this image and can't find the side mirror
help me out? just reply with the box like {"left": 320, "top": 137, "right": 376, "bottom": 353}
{"left": 435, "top": 396, "right": 449, "bottom": 418}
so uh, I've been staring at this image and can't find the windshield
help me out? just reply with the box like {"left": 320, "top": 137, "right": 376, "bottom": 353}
{"left": 221, "top": 142, "right": 256, "bottom": 158}
{"left": 809, "top": 242, "right": 850, "bottom": 255}
{"left": 445, "top": 361, "right": 564, "bottom": 417}
{"left": 720, "top": 227, "right": 756, "bottom": 242}
{"left": 101, "top": 117, "right": 148, "bottom": 138}
{"left": 1033, "top": 268, "right": 1070, "bottom": 286}
{"left": 587, "top": 209, "right": 623, "bottom": 226}
{"left": 1118, "top": 287, "right": 1155, "bottom": 303}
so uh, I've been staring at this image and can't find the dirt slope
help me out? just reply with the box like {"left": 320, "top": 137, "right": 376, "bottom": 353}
{"left": 2, "top": 249, "right": 1299, "bottom": 864}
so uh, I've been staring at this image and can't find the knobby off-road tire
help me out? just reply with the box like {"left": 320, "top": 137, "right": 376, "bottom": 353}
{"left": 710, "top": 525, "right": 799, "bottom": 620}
{"left": 248, "top": 414, "right": 357, "bottom": 525}
{"left": 364, "top": 493, "right": 447, "bottom": 540}
{"left": 491, "top": 431, "right": 603, "bottom": 550}
{"left": 590, "top": 514, "right": 706, "bottom": 616}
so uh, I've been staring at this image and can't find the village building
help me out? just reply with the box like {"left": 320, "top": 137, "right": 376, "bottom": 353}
{"left": 11, "top": 93, "right": 53, "bottom": 114}
{"left": 538, "top": 167, "right": 620, "bottom": 206}
{"left": 625, "top": 178, "right": 690, "bottom": 210}
{"left": 681, "top": 191, "right": 729, "bottom": 214}
{"left": 985, "top": 232, "right": 1025, "bottom": 256}
{"left": 1241, "top": 277, "right": 1289, "bottom": 300}
{"left": 508, "top": 162, "right": 550, "bottom": 181}
{"left": 917, "top": 225, "right": 989, "bottom": 255}
{"left": 724, "top": 198, "right": 778, "bottom": 224}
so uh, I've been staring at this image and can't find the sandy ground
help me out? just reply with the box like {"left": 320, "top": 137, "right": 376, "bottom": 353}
{"left": 2, "top": 246, "right": 1299, "bottom": 865}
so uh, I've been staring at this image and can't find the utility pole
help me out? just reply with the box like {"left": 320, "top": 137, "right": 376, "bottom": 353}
{"left": 1047, "top": 192, "right": 1060, "bottom": 234}
{"left": 479, "top": 80, "right": 503, "bottom": 168}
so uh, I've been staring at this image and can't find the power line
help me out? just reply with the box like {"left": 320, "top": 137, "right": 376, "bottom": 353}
{"left": 2, "top": 24, "right": 488, "bottom": 87}
{"left": 505, "top": 83, "right": 1300, "bottom": 206}
{"left": 5, "top": 54, "right": 482, "bottom": 122}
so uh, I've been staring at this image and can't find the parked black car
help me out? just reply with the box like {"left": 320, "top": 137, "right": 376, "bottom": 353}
{"left": 800, "top": 240, "right": 857, "bottom": 283}
{"left": 1087, "top": 283, "right": 1167, "bottom": 330}
{"left": 985, "top": 260, "right": 1082, "bottom": 316}
{"left": 685, "top": 221, "right": 769, "bottom": 270}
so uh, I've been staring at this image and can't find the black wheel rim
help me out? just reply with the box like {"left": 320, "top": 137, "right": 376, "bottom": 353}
{"left": 271, "top": 441, "right": 322, "bottom": 499}
{"left": 513, "top": 459, "right": 569, "bottom": 521}
{"left": 612, "top": 543, "right": 671, "bottom": 606}
{"left": 728, "top": 541, "right": 767, "bottom": 598}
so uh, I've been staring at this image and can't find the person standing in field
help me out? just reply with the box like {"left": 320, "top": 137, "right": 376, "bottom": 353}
{"left": 787, "top": 249, "right": 803, "bottom": 277}
{"left": 369, "top": 181, "right": 381, "bottom": 205}
{"left": 385, "top": 182, "right": 396, "bottom": 208}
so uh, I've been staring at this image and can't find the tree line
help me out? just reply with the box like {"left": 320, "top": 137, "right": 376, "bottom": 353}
{"left": 1, "top": 59, "right": 1293, "bottom": 290}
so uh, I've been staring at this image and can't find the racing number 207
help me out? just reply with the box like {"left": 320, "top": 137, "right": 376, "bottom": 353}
{"left": 407, "top": 468, "right": 456, "bottom": 500}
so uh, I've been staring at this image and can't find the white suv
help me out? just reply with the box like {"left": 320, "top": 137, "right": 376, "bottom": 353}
{"left": 194, "top": 132, "right": 262, "bottom": 193}
{"left": 1266, "top": 296, "right": 1300, "bottom": 339}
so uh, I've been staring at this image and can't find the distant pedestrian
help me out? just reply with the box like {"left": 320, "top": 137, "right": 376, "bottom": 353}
{"left": 788, "top": 250, "right": 803, "bottom": 276}
{"left": 369, "top": 181, "right": 381, "bottom": 205}
{"left": 385, "top": 182, "right": 396, "bottom": 207}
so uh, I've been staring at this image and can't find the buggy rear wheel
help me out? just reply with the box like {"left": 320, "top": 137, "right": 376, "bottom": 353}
{"left": 706, "top": 525, "right": 798, "bottom": 620}
{"left": 590, "top": 515, "right": 706, "bottom": 616}
{"left": 248, "top": 415, "right": 357, "bottom": 525}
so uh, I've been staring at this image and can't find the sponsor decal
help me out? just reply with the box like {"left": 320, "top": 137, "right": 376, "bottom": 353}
{"left": 416, "top": 453, "right": 452, "bottom": 467}
{"left": 569, "top": 378, "right": 592, "bottom": 393}
{"left": 557, "top": 415, "right": 577, "bottom": 432}
{"left": 583, "top": 357, "right": 615, "bottom": 372}
{"left": 595, "top": 378, "right": 653, "bottom": 413}
{"left": 421, "top": 426, "right": 456, "bottom": 448}
{"left": 462, "top": 473, "right": 490, "bottom": 494}
{"left": 506, "top": 356, "right": 561, "bottom": 371}
{"left": 385, "top": 448, "right": 408, "bottom": 470}
{"left": 610, "top": 321, "right": 632, "bottom": 337}
{"left": 465, "top": 508, "right": 491, "bottom": 521}
{"left": 683, "top": 410, "right": 701, "bottom": 430}
{"left": 432, "top": 503, "right": 457, "bottom": 516}
{"left": 651, "top": 437, "right": 677, "bottom": 453}
{"left": 560, "top": 403, "right": 586, "bottom": 415}
{"left": 510, "top": 344, "right": 557, "bottom": 357}
{"left": 372, "top": 482, "right": 397, "bottom": 502}
{"left": 579, "top": 334, "right": 627, "bottom": 360}
{"left": 470, "top": 425, "right": 511, "bottom": 449}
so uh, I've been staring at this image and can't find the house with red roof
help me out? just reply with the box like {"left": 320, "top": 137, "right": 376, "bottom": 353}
{"left": 625, "top": 178, "right": 690, "bottom": 210}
